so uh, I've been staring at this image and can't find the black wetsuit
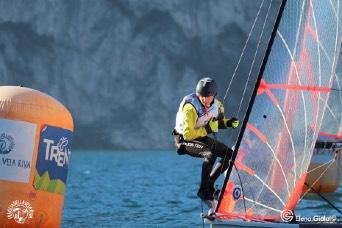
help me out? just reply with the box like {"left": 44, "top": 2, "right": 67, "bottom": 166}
{"left": 173, "top": 131, "right": 233, "bottom": 197}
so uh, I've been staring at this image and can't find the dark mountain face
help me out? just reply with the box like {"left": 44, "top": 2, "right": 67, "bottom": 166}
{"left": 0, "top": 0, "right": 280, "bottom": 149}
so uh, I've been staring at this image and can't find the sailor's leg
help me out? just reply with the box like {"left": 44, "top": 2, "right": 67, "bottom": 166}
{"left": 198, "top": 149, "right": 217, "bottom": 199}
{"left": 209, "top": 140, "right": 233, "bottom": 184}
{"left": 193, "top": 137, "right": 220, "bottom": 197}
{"left": 177, "top": 137, "right": 217, "bottom": 200}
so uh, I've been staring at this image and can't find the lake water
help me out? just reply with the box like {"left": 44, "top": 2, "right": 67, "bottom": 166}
{"left": 61, "top": 150, "right": 342, "bottom": 227}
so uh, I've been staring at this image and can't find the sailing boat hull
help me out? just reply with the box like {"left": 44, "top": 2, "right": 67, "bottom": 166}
{"left": 210, "top": 221, "right": 342, "bottom": 228}
{"left": 210, "top": 220, "right": 298, "bottom": 227}
{"left": 303, "top": 150, "right": 341, "bottom": 194}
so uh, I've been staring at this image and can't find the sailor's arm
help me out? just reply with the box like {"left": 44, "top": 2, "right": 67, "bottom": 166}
{"left": 182, "top": 103, "right": 208, "bottom": 140}
{"left": 216, "top": 99, "right": 239, "bottom": 129}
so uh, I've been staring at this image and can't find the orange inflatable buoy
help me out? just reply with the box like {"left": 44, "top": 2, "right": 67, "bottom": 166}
{"left": 0, "top": 86, "right": 74, "bottom": 227}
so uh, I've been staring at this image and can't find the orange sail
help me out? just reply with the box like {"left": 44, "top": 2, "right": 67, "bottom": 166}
{"left": 216, "top": 0, "right": 342, "bottom": 222}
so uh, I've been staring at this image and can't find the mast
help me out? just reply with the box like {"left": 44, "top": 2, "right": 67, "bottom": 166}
{"left": 216, "top": 0, "right": 288, "bottom": 212}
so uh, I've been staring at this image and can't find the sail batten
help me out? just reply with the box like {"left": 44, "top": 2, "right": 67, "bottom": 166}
{"left": 216, "top": 0, "right": 342, "bottom": 221}
{"left": 244, "top": 197, "right": 283, "bottom": 213}
{"left": 254, "top": 174, "right": 286, "bottom": 205}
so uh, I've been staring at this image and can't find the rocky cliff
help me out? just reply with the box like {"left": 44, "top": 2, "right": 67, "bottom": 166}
{"left": 0, "top": 0, "right": 280, "bottom": 149}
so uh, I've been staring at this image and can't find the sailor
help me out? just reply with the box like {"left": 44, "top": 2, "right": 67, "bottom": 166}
{"left": 173, "top": 77, "right": 239, "bottom": 201}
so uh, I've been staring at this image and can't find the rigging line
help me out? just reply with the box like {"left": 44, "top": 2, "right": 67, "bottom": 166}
{"left": 228, "top": 0, "right": 277, "bottom": 193}
{"left": 262, "top": 80, "right": 299, "bottom": 186}
{"left": 315, "top": 31, "right": 341, "bottom": 65}
{"left": 276, "top": 105, "right": 297, "bottom": 188}
{"left": 335, "top": 1, "right": 342, "bottom": 110}
{"left": 247, "top": 122, "right": 291, "bottom": 196}
{"left": 297, "top": 1, "right": 327, "bottom": 168}
{"left": 299, "top": 82, "right": 342, "bottom": 173}
{"left": 329, "top": 0, "right": 339, "bottom": 19}
{"left": 200, "top": 200, "right": 205, "bottom": 228}
{"left": 307, "top": 99, "right": 333, "bottom": 176}
{"left": 327, "top": 11, "right": 342, "bottom": 149}
{"left": 252, "top": 147, "right": 274, "bottom": 203}
{"left": 233, "top": 151, "right": 285, "bottom": 204}
{"left": 304, "top": 182, "right": 342, "bottom": 215}
{"left": 292, "top": 0, "right": 306, "bottom": 58}
{"left": 333, "top": 72, "right": 342, "bottom": 111}
{"left": 316, "top": 38, "right": 336, "bottom": 65}
{"left": 215, "top": 0, "right": 288, "bottom": 212}
{"left": 254, "top": 173, "right": 286, "bottom": 206}
{"left": 236, "top": 0, "right": 273, "bottom": 117}
{"left": 311, "top": 1, "right": 341, "bottom": 71}
{"left": 317, "top": 96, "right": 340, "bottom": 126}
{"left": 244, "top": 197, "right": 282, "bottom": 213}
{"left": 330, "top": 0, "right": 342, "bottom": 108}
{"left": 286, "top": 0, "right": 309, "bottom": 176}
{"left": 322, "top": 0, "right": 342, "bottom": 142}
{"left": 310, "top": 5, "right": 342, "bottom": 68}
{"left": 332, "top": 0, "right": 341, "bottom": 73}
{"left": 309, "top": 0, "right": 324, "bottom": 160}
{"left": 310, "top": 0, "right": 322, "bottom": 89}
{"left": 216, "top": 142, "right": 233, "bottom": 202}
{"left": 233, "top": 163, "right": 247, "bottom": 216}
{"left": 305, "top": 158, "right": 336, "bottom": 174}
{"left": 223, "top": 0, "right": 266, "bottom": 102}
{"left": 300, "top": 152, "right": 337, "bottom": 199}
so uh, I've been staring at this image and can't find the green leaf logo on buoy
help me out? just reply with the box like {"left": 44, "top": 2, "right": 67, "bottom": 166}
{"left": 0, "top": 133, "right": 15, "bottom": 154}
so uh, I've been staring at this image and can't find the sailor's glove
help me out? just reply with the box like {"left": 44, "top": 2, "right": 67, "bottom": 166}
{"left": 226, "top": 117, "right": 239, "bottom": 129}
{"left": 205, "top": 119, "right": 219, "bottom": 134}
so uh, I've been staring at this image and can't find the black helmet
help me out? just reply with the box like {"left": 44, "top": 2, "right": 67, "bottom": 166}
{"left": 196, "top": 77, "right": 217, "bottom": 97}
